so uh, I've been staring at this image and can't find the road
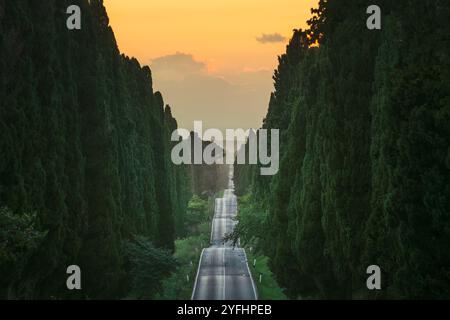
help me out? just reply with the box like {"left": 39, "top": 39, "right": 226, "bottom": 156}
{"left": 191, "top": 165, "right": 258, "bottom": 300}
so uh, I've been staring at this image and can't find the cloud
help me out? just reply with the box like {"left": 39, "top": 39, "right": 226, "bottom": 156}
{"left": 150, "top": 52, "right": 206, "bottom": 82}
{"left": 256, "top": 33, "right": 286, "bottom": 44}
{"left": 149, "top": 53, "right": 273, "bottom": 131}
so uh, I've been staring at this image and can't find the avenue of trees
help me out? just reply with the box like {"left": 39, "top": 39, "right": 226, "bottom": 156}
{"left": 235, "top": 0, "right": 450, "bottom": 299}
{"left": 0, "top": 0, "right": 195, "bottom": 298}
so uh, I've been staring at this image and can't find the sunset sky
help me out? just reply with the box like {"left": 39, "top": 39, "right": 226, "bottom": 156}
{"left": 104, "top": 0, "right": 318, "bottom": 130}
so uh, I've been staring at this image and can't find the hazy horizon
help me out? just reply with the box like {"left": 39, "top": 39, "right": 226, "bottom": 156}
{"left": 104, "top": 0, "right": 318, "bottom": 131}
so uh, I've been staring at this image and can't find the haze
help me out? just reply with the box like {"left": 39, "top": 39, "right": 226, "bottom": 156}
{"left": 104, "top": 0, "right": 318, "bottom": 130}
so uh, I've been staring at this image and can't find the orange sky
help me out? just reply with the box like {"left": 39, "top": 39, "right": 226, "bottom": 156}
{"left": 104, "top": 0, "right": 318, "bottom": 130}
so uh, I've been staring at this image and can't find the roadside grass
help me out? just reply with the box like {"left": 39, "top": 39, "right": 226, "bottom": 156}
{"left": 157, "top": 195, "right": 214, "bottom": 299}
{"left": 159, "top": 190, "right": 287, "bottom": 300}
{"left": 157, "top": 221, "right": 210, "bottom": 299}
{"left": 245, "top": 250, "right": 288, "bottom": 300}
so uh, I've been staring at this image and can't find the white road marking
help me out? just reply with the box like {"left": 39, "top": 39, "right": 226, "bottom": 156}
{"left": 192, "top": 164, "right": 258, "bottom": 300}
{"left": 191, "top": 248, "right": 206, "bottom": 300}
{"left": 243, "top": 249, "right": 258, "bottom": 300}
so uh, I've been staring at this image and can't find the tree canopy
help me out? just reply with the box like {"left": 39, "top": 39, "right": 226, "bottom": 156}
{"left": 0, "top": 0, "right": 191, "bottom": 298}
{"left": 235, "top": 0, "right": 450, "bottom": 299}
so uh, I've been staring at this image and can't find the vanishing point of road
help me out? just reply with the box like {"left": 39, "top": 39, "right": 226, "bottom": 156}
{"left": 191, "top": 165, "right": 258, "bottom": 300}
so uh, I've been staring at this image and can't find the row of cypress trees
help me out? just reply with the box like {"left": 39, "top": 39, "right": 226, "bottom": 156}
{"left": 0, "top": 0, "right": 191, "bottom": 298}
{"left": 235, "top": 0, "right": 450, "bottom": 298}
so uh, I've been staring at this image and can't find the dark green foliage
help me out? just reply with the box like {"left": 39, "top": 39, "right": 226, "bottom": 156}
{"left": 158, "top": 195, "right": 213, "bottom": 299}
{"left": 0, "top": 0, "right": 191, "bottom": 298}
{"left": 0, "top": 207, "right": 47, "bottom": 298}
{"left": 125, "top": 236, "right": 178, "bottom": 299}
{"left": 182, "top": 195, "right": 210, "bottom": 235}
{"left": 190, "top": 161, "right": 228, "bottom": 197}
{"left": 228, "top": 194, "right": 266, "bottom": 251}
{"left": 165, "top": 106, "right": 193, "bottom": 238}
{"left": 235, "top": 0, "right": 450, "bottom": 299}
{"left": 189, "top": 133, "right": 228, "bottom": 197}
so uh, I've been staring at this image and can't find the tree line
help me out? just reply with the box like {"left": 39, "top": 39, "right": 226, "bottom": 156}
{"left": 235, "top": 0, "right": 450, "bottom": 299}
{"left": 0, "top": 0, "right": 197, "bottom": 299}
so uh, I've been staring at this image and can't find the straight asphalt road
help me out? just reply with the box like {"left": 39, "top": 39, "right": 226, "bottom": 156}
{"left": 191, "top": 165, "right": 258, "bottom": 300}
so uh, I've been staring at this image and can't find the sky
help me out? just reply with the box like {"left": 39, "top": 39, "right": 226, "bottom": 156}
{"left": 104, "top": 0, "right": 318, "bottom": 130}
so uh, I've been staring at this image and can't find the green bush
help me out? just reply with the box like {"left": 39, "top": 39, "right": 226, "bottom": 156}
{"left": 0, "top": 207, "right": 46, "bottom": 297}
{"left": 125, "top": 236, "right": 178, "bottom": 299}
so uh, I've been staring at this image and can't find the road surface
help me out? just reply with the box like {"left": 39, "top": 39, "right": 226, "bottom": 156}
{"left": 191, "top": 165, "right": 258, "bottom": 300}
